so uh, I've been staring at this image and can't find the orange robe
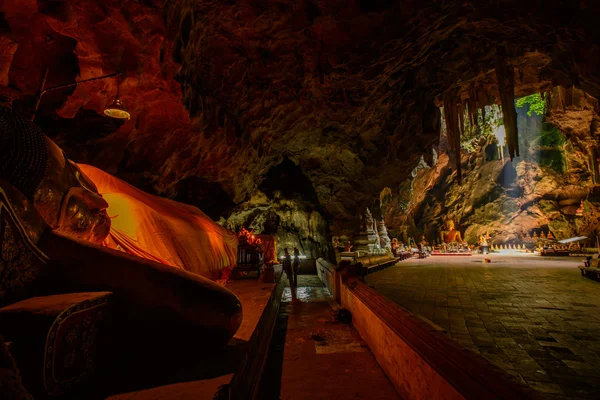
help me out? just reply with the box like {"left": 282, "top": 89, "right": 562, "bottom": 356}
{"left": 78, "top": 164, "right": 238, "bottom": 280}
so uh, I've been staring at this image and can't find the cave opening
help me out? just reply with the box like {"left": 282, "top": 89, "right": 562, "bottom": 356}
{"left": 258, "top": 157, "right": 320, "bottom": 206}
{"left": 402, "top": 85, "right": 600, "bottom": 249}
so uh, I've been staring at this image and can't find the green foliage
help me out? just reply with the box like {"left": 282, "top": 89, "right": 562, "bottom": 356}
{"left": 516, "top": 93, "right": 545, "bottom": 116}
{"left": 458, "top": 105, "right": 503, "bottom": 152}
{"left": 531, "top": 123, "right": 567, "bottom": 173}
{"left": 477, "top": 105, "right": 503, "bottom": 137}
{"left": 539, "top": 123, "right": 566, "bottom": 147}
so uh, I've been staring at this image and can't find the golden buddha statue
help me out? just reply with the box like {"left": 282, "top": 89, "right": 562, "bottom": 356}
{"left": 547, "top": 231, "right": 555, "bottom": 240}
{"left": 0, "top": 111, "right": 242, "bottom": 370}
{"left": 439, "top": 219, "right": 462, "bottom": 243}
{"left": 576, "top": 201, "right": 584, "bottom": 216}
{"left": 391, "top": 237, "right": 399, "bottom": 254}
{"left": 533, "top": 231, "right": 538, "bottom": 238}
{"left": 35, "top": 130, "right": 112, "bottom": 245}
{"left": 540, "top": 231, "right": 547, "bottom": 239}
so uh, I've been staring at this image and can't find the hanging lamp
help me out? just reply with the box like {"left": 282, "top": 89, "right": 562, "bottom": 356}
{"left": 104, "top": 73, "right": 130, "bottom": 119}
{"left": 32, "top": 70, "right": 131, "bottom": 121}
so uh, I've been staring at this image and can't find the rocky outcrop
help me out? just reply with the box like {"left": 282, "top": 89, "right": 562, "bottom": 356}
{"left": 387, "top": 88, "right": 600, "bottom": 245}
{"left": 224, "top": 158, "right": 334, "bottom": 260}
{"left": 225, "top": 190, "right": 333, "bottom": 260}
{"left": 1, "top": 1, "right": 600, "bottom": 237}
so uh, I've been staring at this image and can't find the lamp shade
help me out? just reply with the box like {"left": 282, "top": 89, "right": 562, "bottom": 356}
{"left": 104, "top": 97, "right": 130, "bottom": 119}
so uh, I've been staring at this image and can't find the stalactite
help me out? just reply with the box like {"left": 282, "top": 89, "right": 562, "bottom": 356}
{"left": 560, "top": 85, "right": 573, "bottom": 110}
{"left": 477, "top": 88, "right": 489, "bottom": 122}
{"left": 457, "top": 102, "right": 465, "bottom": 137}
{"left": 467, "top": 85, "right": 478, "bottom": 129}
{"left": 495, "top": 46, "right": 519, "bottom": 160}
{"left": 545, "top": 89, "right": 552, "bottom": 114}
{"left": 518, "top": 68, "right": 524, "bottom": 83}
{"left": 443, "top": 90, "right": 462, "bottom": 184}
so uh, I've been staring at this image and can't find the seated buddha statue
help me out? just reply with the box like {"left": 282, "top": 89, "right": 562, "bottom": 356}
{"left": 391, "top": 238, "right": 399, "bottom": 254}
{"left": 0, "top": 110, "right": 242, "bottom": 365}
{"left": 439, "top": 219, "right": 462, "bottom": 243}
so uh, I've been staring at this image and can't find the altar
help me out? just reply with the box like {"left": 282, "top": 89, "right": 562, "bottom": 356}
{"left": 431, "top": 220, "right": 472, "bottom": 256}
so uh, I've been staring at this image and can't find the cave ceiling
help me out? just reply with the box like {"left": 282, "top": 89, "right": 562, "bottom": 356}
{"left": 1, "top": 0, "right": 599, "bottom": 234}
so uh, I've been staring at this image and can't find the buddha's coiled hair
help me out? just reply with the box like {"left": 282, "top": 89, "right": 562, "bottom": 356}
{"left": 0, "top": 109, "right": 49, "bottom": 199}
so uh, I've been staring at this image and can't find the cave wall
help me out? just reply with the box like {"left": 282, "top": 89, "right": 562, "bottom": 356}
{"left": 1, "top": 0, "right": 600, "bottom": 239}
{"left": 387, "top": 88, "right": 600, "bottom": 245}
{"left": 224, "top": 158, "right": 334, "bottom": 260}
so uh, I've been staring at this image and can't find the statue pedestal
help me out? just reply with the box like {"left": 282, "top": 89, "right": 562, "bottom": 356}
{"left": 377, "top": 220, "right": 392, "bottom": 251}
{"left": 353, "top": 230, "right": 379, "bottom": 255}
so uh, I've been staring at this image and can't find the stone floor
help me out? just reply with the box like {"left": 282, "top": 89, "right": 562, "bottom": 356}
{"left": 260, "top": 275, "right": 401, "bottom": 400}
{"left": 366, "top": 254, "right": 600, "bottom": 400}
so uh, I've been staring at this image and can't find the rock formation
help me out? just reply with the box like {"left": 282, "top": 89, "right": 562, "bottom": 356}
{"left": 386, "top": 88, "right": 600, "bottom": 246}
{"left": 1, "top": 0, "right": 600, "bottom": 242}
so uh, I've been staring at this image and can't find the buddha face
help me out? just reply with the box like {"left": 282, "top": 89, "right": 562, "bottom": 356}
{"left": 444, "top": 220, "right": 455, "bottom": 230}
{"left": 33, "top": 137, "right": 111, "bottom": 244}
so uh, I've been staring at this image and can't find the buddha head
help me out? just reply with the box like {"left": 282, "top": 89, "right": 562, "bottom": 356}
{"left": 0, "top": 110, "right": 110, "bottom": 244}
{"left": 444, "top": 219, "right": 455, "bottom": 231}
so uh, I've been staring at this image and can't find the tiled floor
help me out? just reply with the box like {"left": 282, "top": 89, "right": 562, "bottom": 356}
{"left": 367, "top": 254, "right": 600, "bottom": 400}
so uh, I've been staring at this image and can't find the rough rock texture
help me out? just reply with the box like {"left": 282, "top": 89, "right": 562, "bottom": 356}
{"left": 387, "top": 88, "right": 600, "bottom": 245}
{"left": 1, "top": 0, "right": 600, "bottom": 238}
{"left": 224, "top": 158, "right": 334, "bottom": 259}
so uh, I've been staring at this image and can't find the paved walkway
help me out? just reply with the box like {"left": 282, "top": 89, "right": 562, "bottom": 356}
{"left": 260, "top": 275, "right": 401, "bottom": 400}
{"left": 367, "top": 254, "right": 600, "bottom": 400}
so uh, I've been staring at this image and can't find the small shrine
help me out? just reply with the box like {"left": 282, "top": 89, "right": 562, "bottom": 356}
{"left": 235, "top": 227, "right": 264, "bottom": 278}
{"left": 353, "top": 208, "right": 387, "bottom": 256}
{"left": 377, "top": 220, "right": 392, "bottom": 252}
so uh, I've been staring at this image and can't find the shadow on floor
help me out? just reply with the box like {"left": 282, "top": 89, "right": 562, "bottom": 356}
{"left": 59, "top": 338, "right": 249, "bottom": 400}
{"left": 257, "top": 303, "right": 289, "bottom": 399}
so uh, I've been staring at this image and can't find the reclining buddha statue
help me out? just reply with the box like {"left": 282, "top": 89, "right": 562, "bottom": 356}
{"left": 0, "top": 110, "right": 243, "bottom": 393}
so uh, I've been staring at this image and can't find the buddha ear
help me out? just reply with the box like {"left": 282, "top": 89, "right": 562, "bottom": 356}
{"left": 68, "top": 161, "right": 99, "bottom": 193}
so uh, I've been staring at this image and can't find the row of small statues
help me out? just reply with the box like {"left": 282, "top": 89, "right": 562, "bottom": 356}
{"left": 492, "top": 244, "right": 528, "bottom": 250}
{"left": 521, "top": 230, "right": 555, "bottom": 240}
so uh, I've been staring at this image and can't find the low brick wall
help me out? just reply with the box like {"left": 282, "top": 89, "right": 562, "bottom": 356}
{"left": 316, "top": 258, "right": 335, "bottom": 295}
{"left": 340, "top": 279, "right": 539, "bottom": 400}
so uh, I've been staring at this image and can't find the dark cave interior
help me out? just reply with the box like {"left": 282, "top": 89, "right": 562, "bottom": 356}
{"left": 1, "top": 1, "right": 600, "bottom": 399}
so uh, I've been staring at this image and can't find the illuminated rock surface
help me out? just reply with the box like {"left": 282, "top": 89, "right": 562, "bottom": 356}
{"left": 2, "top": 1, "right": 600, "bottom": 240}
{"left": 387, "top": 88, "right": 600, "bottom": 244}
